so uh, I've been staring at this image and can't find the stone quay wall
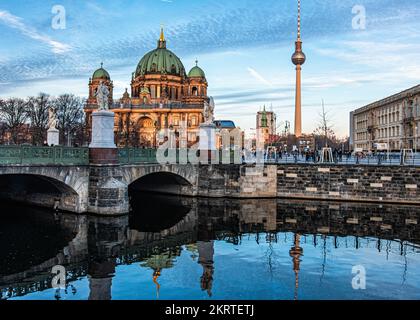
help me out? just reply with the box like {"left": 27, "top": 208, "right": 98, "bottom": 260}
{"left": 197, "top": 165, "right": 277, "bottom": 198}
{"left": 276, "top": 164, "right": 420, "bottom": 204}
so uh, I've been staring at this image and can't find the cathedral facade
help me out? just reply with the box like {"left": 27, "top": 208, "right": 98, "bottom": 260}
{"left": 84, "top": 28, "right": 209, "bottom": 148}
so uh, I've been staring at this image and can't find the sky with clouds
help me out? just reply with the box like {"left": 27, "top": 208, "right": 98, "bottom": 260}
{"left": 1, "top": 0, "right": 420, "bottom": 137}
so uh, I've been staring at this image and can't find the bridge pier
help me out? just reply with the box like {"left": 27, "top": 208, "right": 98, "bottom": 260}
{"left": 88, "top": 165, "right": 129, "bottom": 216}
{"left": 87, "top": 109, "right": 129, "bottom": 215}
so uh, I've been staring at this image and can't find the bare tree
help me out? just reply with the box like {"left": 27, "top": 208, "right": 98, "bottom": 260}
{"left": 128, "top": 119, "right": 141, "bottom": 147}
{"left": 0, "top": 98, "right": 28, "bottom": 144}
{"left": 26, "top": 93, "right": 51, "bottom": 145}
{"left": 313, "top": 100, "right": 335, "bottom": 148}
{"left": 53, "top": 94, "right": 85, "bottom": 146}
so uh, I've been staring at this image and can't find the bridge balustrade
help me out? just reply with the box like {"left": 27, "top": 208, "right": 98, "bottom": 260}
{"left": 118, "top": 148, "right": 158, "bottom": 164}
{"left": 0, "top": 146, "right": 89, "bottom": 165}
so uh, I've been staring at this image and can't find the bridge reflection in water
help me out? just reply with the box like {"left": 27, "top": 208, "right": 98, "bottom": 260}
{"left": 1, "top": 196, "right": 420, "bottom": 300}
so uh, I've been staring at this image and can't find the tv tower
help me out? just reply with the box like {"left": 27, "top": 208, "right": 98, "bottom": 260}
{"left": 291, "top": 0, "right": 306, "bottom": 138}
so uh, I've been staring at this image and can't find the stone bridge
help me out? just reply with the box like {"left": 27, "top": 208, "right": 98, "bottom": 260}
{"left": 0, "top": 146, "right": 419, "bottom": 215}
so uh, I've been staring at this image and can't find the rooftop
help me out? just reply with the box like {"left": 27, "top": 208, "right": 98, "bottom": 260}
{"left": 353, "top": 84, "right": 420, "bottom": 115}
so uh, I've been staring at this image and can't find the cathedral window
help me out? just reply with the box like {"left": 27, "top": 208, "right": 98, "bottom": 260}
{"left": 191, "top": 116, "right": 197, "bottom": 126}
{"left": 192, "top": 87, "right": 198, "bottom": 96}
{"left": 151, "top": 63, "right": 157, "bottom": 72}
{"left": 171, "top": 64, "right": 177, "bottom": 74}
{"left": 173, "top": 116, "right": 180, "bottom": 126}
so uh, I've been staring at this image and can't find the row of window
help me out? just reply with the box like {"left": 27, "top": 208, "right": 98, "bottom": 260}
{"left": 378, "top": 112, "right": 400, "bottom": 125}
{"left": 132, "top": 85, "right": 205, "bottom": 100}
{"left": 377, "top": 126, "right": 400, "bottom": 138}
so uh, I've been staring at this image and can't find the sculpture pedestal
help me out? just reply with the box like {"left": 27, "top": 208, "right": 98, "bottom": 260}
{"left": 199, "top": 123, "right": 217, "bottom": 164}
{"left": 47, "top": 128, "right": 59, "bottom": 146}
{"left": 89, "top": 110, "right": 117, "bottom": 165}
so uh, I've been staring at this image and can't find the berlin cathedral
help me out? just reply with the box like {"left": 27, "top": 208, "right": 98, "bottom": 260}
{"left": 84, "top": 28, "right": 209, "bottom": 148}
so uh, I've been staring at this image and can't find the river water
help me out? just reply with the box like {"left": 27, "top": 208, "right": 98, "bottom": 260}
{"left": 1, "top": 193, "right": 420, "bottom": 300}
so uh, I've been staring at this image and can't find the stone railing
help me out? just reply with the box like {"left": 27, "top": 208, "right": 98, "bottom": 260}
{"left": 118, "top": 148, "right": 241, "bottom": 165}
{"left": 0, "top": 146, "right": 89, "bottom": 165}
{"left": 118, "top": 148, "right": 157, "bottom": 164}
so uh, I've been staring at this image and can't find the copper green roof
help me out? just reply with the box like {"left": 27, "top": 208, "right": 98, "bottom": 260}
{"left": 135, "top": 29, "right": 186, "bottom": 77}
{"left": 135, "top": 48, "right": 186, "bottom": 77}
{"left": 188, "top": 65, "right": 206, "bottom": 78}
{"left": 92, "top": 65, "right": 110, "bottom": 80}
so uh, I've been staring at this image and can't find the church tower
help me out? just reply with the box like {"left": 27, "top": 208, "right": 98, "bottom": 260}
{"left": 88, "top": 63, "right": 114, "bottom": 106}
{"left": 292, "top": 0, "right": 306, "bottom": 138}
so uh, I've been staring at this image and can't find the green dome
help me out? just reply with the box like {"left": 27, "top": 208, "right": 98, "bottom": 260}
{"left": 188, "top": 65, "right": 206, "bottom": 78}
{"left": 135, "top": 47, "right": 186, "bottom": 77}
{"left": 92, "top": 66, "right": 110, "bottom": 80}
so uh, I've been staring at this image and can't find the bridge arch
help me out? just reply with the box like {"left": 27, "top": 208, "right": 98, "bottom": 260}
{"left": 123, "top": 164, "right": 198, "bottom": 196}
{"left": 0, "top": 166, "right": 89, "bottom": 213}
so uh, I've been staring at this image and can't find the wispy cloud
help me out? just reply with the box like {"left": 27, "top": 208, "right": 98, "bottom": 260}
{"left": 0, "top": 10, "right": 71, "bottom": 54}
{"left": 247, "top": 67, "right": 272, "bottom": 87}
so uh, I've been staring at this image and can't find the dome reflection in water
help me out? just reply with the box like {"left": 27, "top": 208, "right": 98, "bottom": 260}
{"left": 1, "top": 197, "right": 420, "bottom": 300}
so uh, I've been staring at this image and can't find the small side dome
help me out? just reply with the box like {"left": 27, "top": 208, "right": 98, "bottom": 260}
{"left": 92, "top": 63, "right": 110, "bottom": 80}
{"left": 188, "top": 61, "right": 206, "bottom": 78}
{"left": 122, "top": 88, "right": 130, "bottom": 99}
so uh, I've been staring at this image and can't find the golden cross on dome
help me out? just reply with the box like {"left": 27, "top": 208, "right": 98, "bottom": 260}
{"left": 160, "top": 24, "right": 165, "bottom": 42}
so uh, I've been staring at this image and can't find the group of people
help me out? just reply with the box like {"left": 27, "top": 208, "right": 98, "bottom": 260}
{"left": 243, "top": 147, "right": 350, "bottom": 163}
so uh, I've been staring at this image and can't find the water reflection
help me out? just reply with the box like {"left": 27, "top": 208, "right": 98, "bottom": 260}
{"left": 1, "top": 195, "right": 420, "bottom": 300}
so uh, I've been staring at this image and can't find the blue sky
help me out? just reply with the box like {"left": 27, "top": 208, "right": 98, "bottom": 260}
{"left": 1, "top": 0, "right": 420, "bottom": 137}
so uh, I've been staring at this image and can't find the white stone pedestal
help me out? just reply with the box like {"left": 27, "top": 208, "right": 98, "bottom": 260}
{"left": 199, "top": 123, "right": 217, "bottom": 151}
{"left": 89, "top": 110, "right": 116, "bottom": 149}
{"left": 47, "top": 128, "right": 59, "bottom": 146}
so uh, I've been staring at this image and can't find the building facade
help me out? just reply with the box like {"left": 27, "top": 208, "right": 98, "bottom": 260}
{"left": 84, "top": 29, "right": 209, "bottom": 148}
{"left": 350, "top": 84, "right": 420, "bottom": 152}
{"left": 213, "top": 120, "right": 244, "bottom": 149}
